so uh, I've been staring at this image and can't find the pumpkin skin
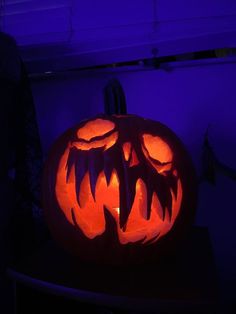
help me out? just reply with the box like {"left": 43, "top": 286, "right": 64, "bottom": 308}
{"left": 43, "top": 115, "right": 197, "bottom": 265}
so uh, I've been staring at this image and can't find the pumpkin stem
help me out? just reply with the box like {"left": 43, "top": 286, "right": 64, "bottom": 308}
{"left": 103, "top": 78, "right": 127, "bottom": 115}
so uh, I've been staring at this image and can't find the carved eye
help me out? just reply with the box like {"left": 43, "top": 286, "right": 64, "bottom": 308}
{"left": 142, "top": 134, "right": 173, "bottom": 174}
{"left": 72, "top": 118, "right": 118, "bottom": 151}
{"left": 77, "top": 119, "right": 115, "bottom": 140}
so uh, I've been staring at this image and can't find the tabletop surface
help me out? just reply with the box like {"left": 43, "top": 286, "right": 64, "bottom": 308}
{"left": 8, "top": 227, "right": 219, "bottom": 312}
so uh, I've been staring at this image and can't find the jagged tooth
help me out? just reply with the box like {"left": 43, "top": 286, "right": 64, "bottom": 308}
{"left": 151, "top": 192, "right": 164, "bottom": 221}
{"left": 118, "top": 163, "right": 136, "bottom": 230}
{"left": 146, "top": 187, "right": 152, "bottom": 220}
{"left": 103, "top": 206, "right": 120, "bottom": 243}
{"left": 104, "top": 165, "right": 113, "bottom": 186}
{"left": 128, "top": 147, "right": 133, "bottom": 164}
{"left": 74, "top": 151, "right": 88, "bottom": 207}
{"left": 145, "top": 169, "right": 167, "bottom": 220}
{"left": 71, "top": 208, "right": 78, "bottom": 227}
{"left": 66, "top": 147, "right": 77, "bottom": 182}
{"left": 71, "top": 208, "right": 90, "bottom": 240}
{"left": 104, "top": 145, "right": 130, "bottom": 229}
{"left": 165, "top": 189, "right": 173, "bottom": 221}
{"left": 166, "top": 205, "right": 172, "bottom": 221}
{"left": 166, "top": 175, "right": 178, "bottom": 200}
{"left": 119, "top": 183, "right": 130, "bottom": 230}
{"left": 171, "top": 181, "right": 178, "bottom": 200}
{"left": 103, "top": 151, "right": 114, "bottom": 186}
{"left": 154, "top": 186, "right": 166, "bottom": 221}
{"left": 128, "top": 175, "right": 136, "bottom": 216}
{"left": 88, "top": 149, "right": 104, "bottom": 200}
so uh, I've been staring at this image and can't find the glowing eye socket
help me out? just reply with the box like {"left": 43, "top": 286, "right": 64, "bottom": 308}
{"left": 72, "top": 132, "right": 118, "bottom": 151}
{"left": 77, "top": 119, "right": 115, "bottom": 141}
{"left": 142, "top": 134, "right": 173, "bottom": 163}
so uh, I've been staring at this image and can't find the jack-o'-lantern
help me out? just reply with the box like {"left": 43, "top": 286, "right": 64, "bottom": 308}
{"left": 43, "top": 115, "right": 197, "bottom": 265}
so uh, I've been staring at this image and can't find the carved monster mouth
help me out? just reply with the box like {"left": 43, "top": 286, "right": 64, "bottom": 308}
{"left": 55, "top": 142, "right": 183, "bottom": 245}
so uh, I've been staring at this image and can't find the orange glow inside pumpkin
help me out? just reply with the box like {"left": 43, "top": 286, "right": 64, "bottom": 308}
{"left": 142, "top": 134, "right": 173, "bottom": 163}
{"left": 130, "top": 149, "right": 139, "bottom": 167}
{"left": 55, "top": 144, "right": 182, "bottom": 244}
{"left": 77, "top": 119, "right": 115, "bottom": 141}
{"left": 122, "top": 142, "right": 131, "bottom": 161}
{"left": 122, "top": 142, "right": 139, "bottom": 167}
{"left": 142, "top": 134, "right": 173, "bottom": 174}
{"left": 71, "top": 131, "right": 118, "bottom": 151}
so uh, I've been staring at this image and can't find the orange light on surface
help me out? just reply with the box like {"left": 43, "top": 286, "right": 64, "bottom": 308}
{"left": 55, "top": 145, "right": 182, "bottom": 244}
{"left": 122, "top": 142, "right": 139, "bottom": 167}
{"left": 142, "top": 134, "right": 173, "bottom": 163}
{"left": 44, "top": 114, "right": 197, "bottom": 265}
{"left": 77, "top": 119, "right": 115, "bottom": 141}
{"left": 129, "top": 149, "right": 139, "bottom": 167}
{"left": 122, "top": 142, "right": 132, "bottom": 161}
{"left": 71, "top": 132, "right": 118, "bottom": 151}
{"left": 142, "top": 134, "right": 173, "bottom": 173}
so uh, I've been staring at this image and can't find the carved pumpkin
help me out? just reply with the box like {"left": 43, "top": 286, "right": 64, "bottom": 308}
{"left": 43, "top": 115, "right": 197, "bottom": 265}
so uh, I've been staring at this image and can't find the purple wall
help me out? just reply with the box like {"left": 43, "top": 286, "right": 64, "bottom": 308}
{"left": 31, "top": 59, "right": 236, "bottom": 294}
{"left": 2, "top": 1, "right": 236, "bottom": 73}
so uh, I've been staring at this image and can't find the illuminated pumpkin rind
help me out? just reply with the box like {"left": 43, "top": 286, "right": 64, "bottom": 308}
{"left": 43, "top": 114, "right": 197, "bottom": 265}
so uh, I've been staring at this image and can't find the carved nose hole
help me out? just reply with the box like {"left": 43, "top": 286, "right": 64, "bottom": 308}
{"left": 122, "top": 142, "right": 132, "bottom": 161}
{"left": 122, "top": 142, "right": 139, "bottom": 167}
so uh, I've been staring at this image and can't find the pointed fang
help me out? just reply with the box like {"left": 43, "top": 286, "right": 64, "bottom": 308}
{"left": 88, "top": 149, "right": 104, "bottom": 200}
